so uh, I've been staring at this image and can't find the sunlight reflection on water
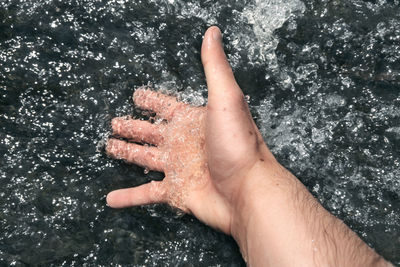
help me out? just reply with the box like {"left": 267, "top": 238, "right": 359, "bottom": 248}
{"left": 0, "top": 0, "right": 399, "bottom": 265}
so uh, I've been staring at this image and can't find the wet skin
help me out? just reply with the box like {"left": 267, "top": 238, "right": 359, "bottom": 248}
{"left": 105, "top": 27, "right": 391, "bottom": 267}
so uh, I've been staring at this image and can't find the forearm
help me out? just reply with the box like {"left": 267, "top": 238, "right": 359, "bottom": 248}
{"left": 231, "top": 160, "right": 391, "bottom": 267}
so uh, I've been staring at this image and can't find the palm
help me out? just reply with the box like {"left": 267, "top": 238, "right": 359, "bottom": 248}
{"left": 106, "top": 88, "right": 228, "bottom": 231}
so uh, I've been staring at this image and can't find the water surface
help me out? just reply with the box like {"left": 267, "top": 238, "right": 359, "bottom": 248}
{"left": 0, "top": 0, "right": 399, "bottom": 265}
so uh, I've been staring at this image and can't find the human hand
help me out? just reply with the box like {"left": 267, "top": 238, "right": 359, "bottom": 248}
{"left": 106, "top": 27, "right": 391, "bottom": 267}
{"left": 106, "top": 26, "right": 277, "bottom": 234}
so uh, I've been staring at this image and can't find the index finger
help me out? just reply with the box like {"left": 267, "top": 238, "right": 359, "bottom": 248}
{"left": 133, "top": 87, "right": 187, "bottom": 120}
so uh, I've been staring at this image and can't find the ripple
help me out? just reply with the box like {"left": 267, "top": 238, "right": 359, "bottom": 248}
{"left": 0, "top": 0, "right": 399, "bottom": 265}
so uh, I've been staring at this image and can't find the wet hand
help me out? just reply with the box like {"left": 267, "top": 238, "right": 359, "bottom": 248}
{"left": 106, "top": 26, "right": 276, "bottom": 234}
{"left": 106, "top": 89, "right": 209, "bottom": 213}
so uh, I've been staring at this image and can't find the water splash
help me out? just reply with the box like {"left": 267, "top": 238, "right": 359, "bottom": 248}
{"left": 0, "top": 0, "right": 399, "bottom": 265}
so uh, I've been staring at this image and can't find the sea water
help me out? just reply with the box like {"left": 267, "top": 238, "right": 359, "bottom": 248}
{"left": 0, "top": 0, "right": 399, "bottom": 265}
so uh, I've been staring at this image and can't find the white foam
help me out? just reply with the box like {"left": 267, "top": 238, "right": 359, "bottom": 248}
{"left": 241, "top": 0, "right": 305, "bottom": 66}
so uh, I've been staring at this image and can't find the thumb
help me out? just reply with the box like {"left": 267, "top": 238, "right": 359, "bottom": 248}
{"left": 201, "top": 26, "right": 262, "bottom": 180}
{"left": 201, "top": 26, "right": 244, "bottom": 110}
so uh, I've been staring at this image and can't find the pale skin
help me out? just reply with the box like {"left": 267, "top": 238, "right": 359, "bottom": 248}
{"left": 106, "top": 26, "right": 392, "bottom": 266}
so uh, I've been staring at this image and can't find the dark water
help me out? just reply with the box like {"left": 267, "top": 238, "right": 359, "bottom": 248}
{"left": 0, "top": 0, "right": 399, "bottom": 265}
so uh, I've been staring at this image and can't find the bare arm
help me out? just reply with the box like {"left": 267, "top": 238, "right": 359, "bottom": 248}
{"left": 231, "top": 160, "right": 390, "bottom": 266}
{"left": 105, "top": 26, "right": 392, "bottom": 267}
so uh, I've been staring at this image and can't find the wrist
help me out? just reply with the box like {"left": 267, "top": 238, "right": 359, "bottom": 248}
{"left": 230, "top": 158, "right": 299, "bottom": 263}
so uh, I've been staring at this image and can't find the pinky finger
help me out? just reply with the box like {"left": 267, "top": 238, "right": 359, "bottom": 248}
{"left": 106, "top": 181, "right": 166, "bottom": 208}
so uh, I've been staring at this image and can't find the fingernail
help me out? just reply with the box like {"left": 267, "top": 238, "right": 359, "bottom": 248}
{"left": 212, "top": 27, "right": 222, "bottom": 42}
{"left": 106, "top": 192, "right": 113, "bottom": 206}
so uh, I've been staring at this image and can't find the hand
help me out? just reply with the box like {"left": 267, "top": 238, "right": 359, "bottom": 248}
{"left": 106, "top": 26, "right": 276, "bottom": 234}
{"left": 106, "top": 27, "right": 391, "bottom": 266}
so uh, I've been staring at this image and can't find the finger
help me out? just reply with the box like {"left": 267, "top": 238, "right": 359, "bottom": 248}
{"left": 111, "top": 117, "right": 165, "bottom": 145}
{"left": 133, "top": 87, "right": 187, "bottom": 120}
{"left": 106, "top": 138, "right": 165, "bottom": 172}
{"left": 106, "top": 181, "right": 166, "bottom": 208}
{"left": 201, "top": 26, "right": 246, "bottom": 111}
